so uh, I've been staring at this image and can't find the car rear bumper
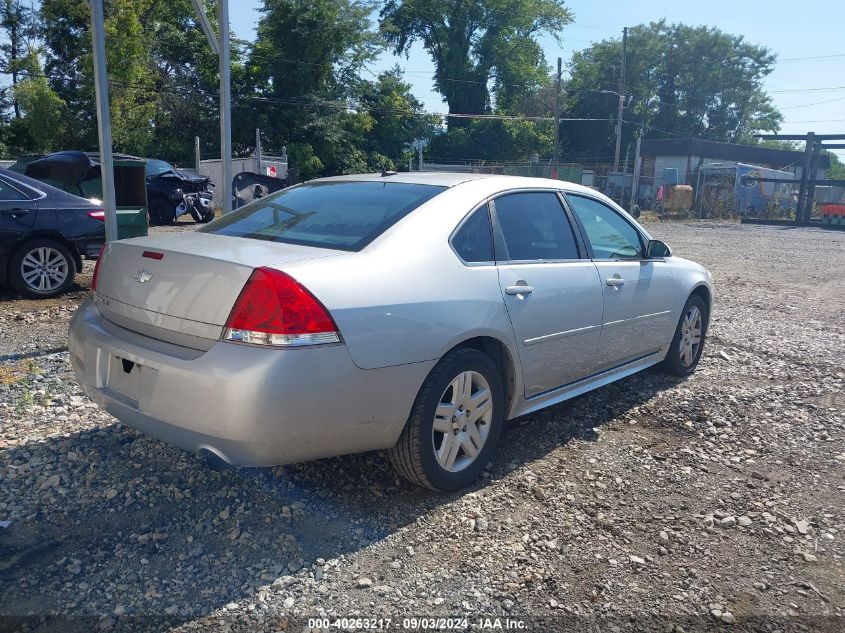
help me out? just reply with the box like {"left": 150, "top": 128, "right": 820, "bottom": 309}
{"left": 68, "top": 297, "right": 434, "bottom": 466}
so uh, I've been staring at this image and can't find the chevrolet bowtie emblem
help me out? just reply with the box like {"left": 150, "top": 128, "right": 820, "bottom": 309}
{"left": 134, "top": 269, "right": 153, "bottom": 283}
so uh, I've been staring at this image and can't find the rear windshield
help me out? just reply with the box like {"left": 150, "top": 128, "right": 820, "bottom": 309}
{"left": 199, "top": 181, "right": 446, "bottom": 251}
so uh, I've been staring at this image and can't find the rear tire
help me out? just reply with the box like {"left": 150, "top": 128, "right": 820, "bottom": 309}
{"left": 9, "top": 238, "right": 76, "bottom": 299}
{"left": 661, "top": 293, "right": 708, "bottom": 376}
{"left": 389, "top": 347, "right": 505, "bottom": 491}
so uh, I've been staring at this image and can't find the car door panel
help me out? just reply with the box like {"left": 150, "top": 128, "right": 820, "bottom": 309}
{"left": 592, "top": 260, "right": 675, "bottom": 368}
{"left": 497, "top": 263, "right": 604, "bottom": 396}
{"left": 491, "top": 191, "right": 604, "bottom": 398}
{"left": 565, "top": 193, "right": 676, "bottom": 370}
{"left": 0, "top": 183, "right": 38, "bottom": 262}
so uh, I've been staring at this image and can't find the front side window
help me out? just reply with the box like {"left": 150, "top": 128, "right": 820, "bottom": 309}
{"left": 451, "top": 205, "right": 494, "bottom": 263}
{"left": 200, "top": 181, "right": 446, "bottom": 251}
{"left": 493, "top": 192, "right": 579, "bottom": 261}
{"left": 566, "top": 195, "right": 643, "bottom": 259}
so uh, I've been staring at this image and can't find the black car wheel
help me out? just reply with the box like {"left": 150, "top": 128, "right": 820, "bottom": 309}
{"left": 148, "top": 198, "right": 175, "bottom": 226}
{"left": 660, "top": 293, "right": 709, "bottom": 377}
{"left": 389, "top": 347, "right": 505, "bottom": 491}
{"left": 10, "top": 238, "right": 76, "bottom": 298}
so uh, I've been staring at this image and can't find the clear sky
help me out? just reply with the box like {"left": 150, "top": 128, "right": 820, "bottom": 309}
{"left": 231, "top": 0, "right": 845, "bottom": 159}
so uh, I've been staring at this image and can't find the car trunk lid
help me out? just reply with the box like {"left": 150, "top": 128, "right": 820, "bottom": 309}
{"left": 94, "top": 232, "right": 342, "bottom": 349}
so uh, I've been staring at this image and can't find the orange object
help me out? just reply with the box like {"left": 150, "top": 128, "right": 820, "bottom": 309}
{"left": 821, "top": 204, "right": 845, "bottom": 217}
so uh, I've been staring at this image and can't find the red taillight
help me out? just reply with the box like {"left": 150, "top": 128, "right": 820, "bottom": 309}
{"left": 91, "top": 244, "right": 107, "bottom": 292}
{"left": 222, "top": 267, "right": 340, "bottom": 347}
{"left": 88, "top": 210, "right": 105, "bottom": 222}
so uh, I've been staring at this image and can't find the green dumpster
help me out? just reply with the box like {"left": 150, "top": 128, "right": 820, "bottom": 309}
{"left": 10, "top": 151, "right": 149, "bottom": 240}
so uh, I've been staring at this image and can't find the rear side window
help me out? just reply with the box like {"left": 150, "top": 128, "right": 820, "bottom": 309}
{"left": 0, "top": 178, "right": 29, "bottom": 201}
{"left": 451, "top": 205, "right": 494, "bottom": 263}
{"left": 200, "top": 181, "right": 446, "bottom": 251}
{"left": 493, "top": 192, "right": 579, "bottom": 261}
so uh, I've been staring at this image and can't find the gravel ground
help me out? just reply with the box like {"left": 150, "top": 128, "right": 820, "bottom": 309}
{"left": 0, "top": 221, "right": 843, "bottom": 632}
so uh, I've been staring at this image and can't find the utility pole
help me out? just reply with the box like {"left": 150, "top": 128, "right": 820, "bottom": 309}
{"left": 630, "top": 134, "right": 642, "bottom": 215}
{"left": 218, "top": 0, "right": 232, "bottom": 214}
{"left": 553, "top": 57, "right": 562, "bottom": 169}
{"left": 418, "top": 143, "right": 423, "bottom": 171}
{"left": 88, "top": 0, "right": 118, "bottom": 242}
{"left": 613, "top": 26, "right": 627, "bottom": 173}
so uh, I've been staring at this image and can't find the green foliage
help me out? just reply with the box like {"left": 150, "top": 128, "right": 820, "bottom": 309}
{"left": 824, "top": 151, "right": 845, "bottom": 180}
{"left": 10, "top": 61, "right": 66, "bottom": 153}
{"left": 355, "top": 67, "right": 440, "bottom": 168}
{"left": 563, "top": 21, "right": 782, "bottom": 160}
{"left": 380, "top": 0, "right": 571, "bottom": 121}
{"left": 429, "top": 116, "right": 552, "bottom": 162}
{"left": 245, "top": 0, "right": 383, "bottom": 176}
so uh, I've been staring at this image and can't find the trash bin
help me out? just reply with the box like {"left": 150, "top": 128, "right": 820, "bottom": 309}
{"left": 12, "top": 151, "right": 148, "bottom": 240}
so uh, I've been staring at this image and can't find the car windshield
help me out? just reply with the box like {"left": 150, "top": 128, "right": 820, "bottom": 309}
{"left": 199, "top": 180, "right": 446, "bottom": 251}
{"left": 145, "top": 159, "right": 176, "bottom": 176}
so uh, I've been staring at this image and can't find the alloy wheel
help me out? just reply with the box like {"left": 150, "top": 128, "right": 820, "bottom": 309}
{"left": 20, "top": 246, "right": 69, "bottom": 293}
{"left": 679, "top": 305, "right": 703, "bottom": 367}
{"left": 432, "top": 370, "right": 493, "bottom": 472}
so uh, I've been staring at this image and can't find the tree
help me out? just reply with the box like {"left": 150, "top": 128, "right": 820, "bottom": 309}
{"left": 0, "top": 0, "right": 36, "bottom": 119}
{"left": 246, "top": 0, "right": 380, "bottom": 177}
{"left": 380, "top": 0, "right": 572, "bottom": 125}
{"left": 824, "top": 151, "right": 845, "bottom": 180}
{"left": 563, "top": 21, "right": 783, "bottom": 161}
{"left": 8, "top": 48, "right": 66, "bottom": 153}
{"left": 355, "top": 67, "right": 439, "bottom": 169}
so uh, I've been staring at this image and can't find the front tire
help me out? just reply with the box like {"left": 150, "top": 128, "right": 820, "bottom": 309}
{"left": 661, "top": 293, "right": 708, "bottom": 376}
{"left": 389, "top": 348, "right": 505, "bottom": 491}
{"left": 148, "top": 198, "right": 175, "bottom": 226}
{"left": 10, "top": 238, "right": 76, "bottom": 299}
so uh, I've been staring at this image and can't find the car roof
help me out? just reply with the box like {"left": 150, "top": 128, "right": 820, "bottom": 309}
{"left": 311, "top": 171, "right": 601, "bottom": 196}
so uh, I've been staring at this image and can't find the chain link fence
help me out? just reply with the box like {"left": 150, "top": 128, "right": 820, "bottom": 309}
{"left": 421, "top": 159, "right": 845, "bottom": 223}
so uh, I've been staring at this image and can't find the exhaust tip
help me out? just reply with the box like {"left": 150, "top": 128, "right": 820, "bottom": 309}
{"left": 197, "top": 448, "right": 232, "bottom": 472}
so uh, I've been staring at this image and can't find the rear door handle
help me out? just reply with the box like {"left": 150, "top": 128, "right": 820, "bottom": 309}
{"left": 606, "top": 275, "right": 625, "bottom": 287}
{"left": 505, "top": 284, "right": 534, "bottom": 296}
{"left": 2, "top": 208, "right": 30, "bottom": 219}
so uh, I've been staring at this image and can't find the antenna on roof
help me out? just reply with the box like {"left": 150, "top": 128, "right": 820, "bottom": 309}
{"left": 381, "top": 168, "right": 397, "bottom": 177}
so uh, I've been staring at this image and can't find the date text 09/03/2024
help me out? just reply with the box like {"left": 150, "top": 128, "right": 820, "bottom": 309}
{"left": 306, "top": 617, "right": 527, "bottom": 629}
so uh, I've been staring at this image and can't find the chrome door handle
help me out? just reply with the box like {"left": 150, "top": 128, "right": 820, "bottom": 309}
{"left": 505, "top": 284, "right": 534, "bottom": 296}
{"left": 606, "top": 275, "right": 625, "bottom": 287}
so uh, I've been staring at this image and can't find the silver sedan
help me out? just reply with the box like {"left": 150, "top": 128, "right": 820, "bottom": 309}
{"left": 69, "top": 173, "right": 712, "bottom": 490}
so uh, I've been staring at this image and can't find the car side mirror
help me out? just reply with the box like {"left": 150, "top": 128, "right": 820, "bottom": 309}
{"left": 646, "top": 239, "right": 672, "bottom": 259}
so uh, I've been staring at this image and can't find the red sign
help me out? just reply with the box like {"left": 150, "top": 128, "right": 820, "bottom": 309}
{"left": 267, "top": 164, "right": 277, "bottom": 178}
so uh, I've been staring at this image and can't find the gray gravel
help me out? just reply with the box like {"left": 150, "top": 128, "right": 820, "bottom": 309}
{"left": 0, "top": 221, "right": 843, "bottom": 632}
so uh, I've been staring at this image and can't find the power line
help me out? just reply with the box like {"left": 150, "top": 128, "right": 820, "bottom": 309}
{"left": 778, "top": 53, "right": 845, "bottom": 63}
{"left": 771, "top": 85, "right": 845, "bottom": 93}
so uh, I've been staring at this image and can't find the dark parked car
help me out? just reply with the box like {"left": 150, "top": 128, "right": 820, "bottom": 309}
{"left": 0, "top": 167, "right": 104, "bottom": 298}
{"left": 145, "top": 159, "right": 214, "bottom": 226}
